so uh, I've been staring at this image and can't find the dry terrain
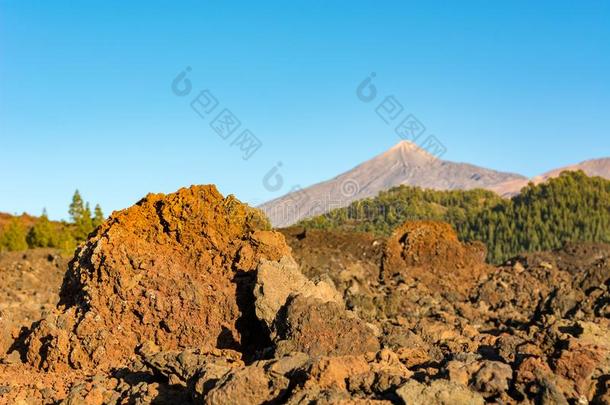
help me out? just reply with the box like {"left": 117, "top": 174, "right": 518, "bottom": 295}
{"left": 0, "top": 185, "right": 608, "bottom": 404}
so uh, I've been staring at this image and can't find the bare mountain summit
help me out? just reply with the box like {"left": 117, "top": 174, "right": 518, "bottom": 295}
{"left": 259, "top": 141, "right": 525, "bottom": 227}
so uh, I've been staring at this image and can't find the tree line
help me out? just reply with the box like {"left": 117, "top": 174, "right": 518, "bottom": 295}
{"left": 299, "top": 171, "right": 610, "bottom": 263}
{"left": 0, "top": 191, "right": 104, "bottom": 253}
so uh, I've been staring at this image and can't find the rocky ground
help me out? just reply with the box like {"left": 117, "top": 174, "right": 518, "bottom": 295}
{"left": 0, "top": 249, "right": 66, "bottom": 360}
{"left": 0, "top": 185, "right": 608, "bottom": 404}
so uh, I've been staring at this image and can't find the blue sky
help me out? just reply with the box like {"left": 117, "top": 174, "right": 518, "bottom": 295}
{"left": 1, "top": 1, "right": 609, "bottom": 220}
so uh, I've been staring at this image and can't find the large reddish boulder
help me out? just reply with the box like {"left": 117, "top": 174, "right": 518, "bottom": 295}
{"left": 24, "top": 185, "right": 291, "bottom": 371}
{"left": 382, "top": 221, "right": 489, "bottom": 297}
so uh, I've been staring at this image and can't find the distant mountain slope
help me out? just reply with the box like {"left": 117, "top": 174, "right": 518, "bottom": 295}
{"left": 0, "top": 212, "right": 38, "bottom": 229}
{"left": 489, "top": 157, "right": 610, "bottom": 197}
{"left": 298, "top": 171, "right": 610, "bottom": 263}
{"left": 259, "top": 141, "right": 526, "bottom": 227}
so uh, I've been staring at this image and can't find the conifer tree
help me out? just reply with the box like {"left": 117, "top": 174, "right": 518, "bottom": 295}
{"left": 69, "top": 190, "right": 85, "bottom": 224}
{"left": 69, "top": 190, "right": 96, "bottom": 241}
{"left": 0, "top": 218, "right": 28, "bottom": 252}
{"left": 93, "top": 204, "right": 105, "bottom": 228}
{"left": 27, "top": 208, "right": 54, "bottom": 248}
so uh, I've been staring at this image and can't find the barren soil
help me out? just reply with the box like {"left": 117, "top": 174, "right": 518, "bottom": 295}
{"left": 0, "top": 186, "right": 608, "bottom": 404}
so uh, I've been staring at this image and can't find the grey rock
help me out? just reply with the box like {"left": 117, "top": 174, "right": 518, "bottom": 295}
{"left": 254, "top": 256, "right": 343, "bottom": 331}
{"left": 396, "top": 379, "right": 485, "bottom": 405}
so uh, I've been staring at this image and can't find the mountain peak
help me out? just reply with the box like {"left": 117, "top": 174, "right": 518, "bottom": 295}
{"left": 259, "top": 142, "right": 525, "bottom": 227}
{"left": 387, "top": 140, "right": 434, "bottom": 155}
{"left": 377, "top": 141, "right": 437, "bottom": 166}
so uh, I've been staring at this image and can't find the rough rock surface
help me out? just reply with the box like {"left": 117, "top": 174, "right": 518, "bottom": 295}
{"left": 1, "top": 189, "right": 609, "bottom": 404}
{"left": 396, "top": 379, "right": 485, "bottom": 405}
{"left": 24, "top": 185, "right": 290, "bottom": 371}
{"left": 0, "top": 249, "right": 66, "bottom": 359}
{"left": 274, "top": 294, "right": 380, "bottom": 357}
{"left": 382, "top": 221, "right": 490, "bottom": 297}
{"left": 253, "top": 255, "right": 343, "bottom": 331}
{"left": 281, "top": 226, "right": 610, "bottom": 404}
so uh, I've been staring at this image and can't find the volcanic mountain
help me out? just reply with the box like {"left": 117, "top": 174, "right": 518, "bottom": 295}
{"left": 259, "top": 141, "right": 526, "bottom": 227}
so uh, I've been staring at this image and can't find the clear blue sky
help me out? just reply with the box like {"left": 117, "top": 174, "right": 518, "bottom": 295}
{"left": 1, "top": 1, "right": 609, "bottom": 220}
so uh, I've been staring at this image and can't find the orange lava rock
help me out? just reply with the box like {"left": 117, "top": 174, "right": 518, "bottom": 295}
{"left": 24, "top": 185, "right": 290, "bottom": 371}
{"left": 382, "top": 221, "right": 490, "bottom": 296}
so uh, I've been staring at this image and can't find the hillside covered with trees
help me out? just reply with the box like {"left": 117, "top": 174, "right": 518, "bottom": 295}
{"left": 299, "top": 171, "right": 610, "bottom": 263}
{"left": 0, "top": 190, "right": 104, "bottom": 254}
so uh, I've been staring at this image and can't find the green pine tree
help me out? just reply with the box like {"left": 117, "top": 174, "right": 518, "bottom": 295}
{"left": 0, "top": 218, "right": 28, "bottom": 252}
{"left": 69, "top": 190, "right": 85, "bottom": 224}
{"left": 93, "top": 204, "right": 105, "bottom": 228}
{"left": 69, "top": 190, "right": 96, "bottom": 242}
{"left": 27, "top": 208, "right": 54, "bottom": 248}
{"left": 53, "top": 223, "right": 77, "bottom": 254}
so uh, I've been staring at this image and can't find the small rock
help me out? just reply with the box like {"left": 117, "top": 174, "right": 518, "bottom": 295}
{"left": 254, "top": 256, "right": 343, "bottom": 331}
{"left": 275, "top": 295, "right": 380, "bottom": 357}
{"left": 396, "top": 379, "right": 485, "bottom": 405}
